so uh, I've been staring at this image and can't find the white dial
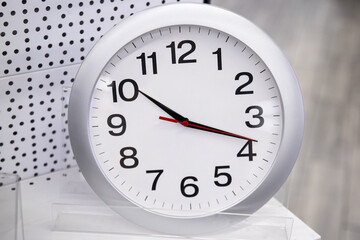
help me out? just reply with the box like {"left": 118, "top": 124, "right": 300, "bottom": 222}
{"left": 69, "top": 4, "right": 303, "bottom": 234}
{"left": 89, "top": 25, "right": 282, "bottom": 218}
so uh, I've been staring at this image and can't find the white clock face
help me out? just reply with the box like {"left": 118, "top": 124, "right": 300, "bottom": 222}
{"left": 88, "top": 25, "right": 283, "bottom": 218}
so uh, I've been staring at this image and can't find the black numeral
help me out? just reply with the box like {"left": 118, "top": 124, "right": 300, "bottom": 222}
{"left": 146, "top": 169, "right": 164, "bottom": 191}
{"left": 107, "top": 79, "right": 139, "bottom": 103}
{"left": 180, "top": 176, "right": 199, "bottom": 198}
{"left": 136, "top": 52, "right": 158, "bottom": 75}
{"left": 245, "top": 106, "right": 264, "bottom": 128}
{"left": 119, "top": 79, "right": 139, "bottom": 102}
{"left": 120, "top": 147, "right": 138, "bottom": 169}
{"left": 237, "top": 140, "right": 257, "bottom": 161}
{"left": 107, "top": 114, "right": 126, "bottom": 136}
{"left": 235, "top": 72, "right": 254, "bottom": 95}
{"left": 167, "top": 41, "right": 177, "bottom": 64}
{"left": 107, "top": 81, "right": 117, "bottom": 102}
{"left": 166, "top": 40, "right": 197, "bottom": 64}
{"left": 212, "top": 48, "right": 222, "bottom": 70}
{"left": 214, "top": 166, "right": 232, "bottom": 187}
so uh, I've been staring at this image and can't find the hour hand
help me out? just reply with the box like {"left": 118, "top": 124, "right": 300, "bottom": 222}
{"left": 139, "top": 90, "right": 188, "bottom": 122}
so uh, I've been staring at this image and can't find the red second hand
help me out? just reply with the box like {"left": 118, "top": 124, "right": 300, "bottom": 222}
{"left": 159, "top": 116, "right": 179, "bottom": 124}
{"left": 159, "top": 116, "right": 256, "bottom": 142}
{"left": 159, "top": 116, "right": 188, "bottom": 126}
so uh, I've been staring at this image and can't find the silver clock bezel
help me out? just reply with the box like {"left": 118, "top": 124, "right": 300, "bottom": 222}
{"left": 69, "top": 3, "right": 304, "bottom": 235}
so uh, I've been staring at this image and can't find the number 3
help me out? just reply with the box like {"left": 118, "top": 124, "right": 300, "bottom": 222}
{"left": 245, "top": 106, "right": 264, "bottom": 128}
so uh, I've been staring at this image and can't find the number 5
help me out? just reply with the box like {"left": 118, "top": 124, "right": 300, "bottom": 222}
{"left": 214, "top": 166, "right": 232, "bottom": 187}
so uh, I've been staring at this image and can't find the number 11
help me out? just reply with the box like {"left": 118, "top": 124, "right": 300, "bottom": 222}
{"left": 136, "top": 52, "right": 158, "bottom": 75}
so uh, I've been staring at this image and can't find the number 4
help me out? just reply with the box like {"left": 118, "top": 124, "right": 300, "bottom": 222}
{"left": 237, "top": 140, "right": 257, "bottom": 161}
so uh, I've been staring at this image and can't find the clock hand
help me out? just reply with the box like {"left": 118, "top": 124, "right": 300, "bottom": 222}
{"left": 159, "top": 116, "right": 257, "bottom": 142}
{"left": 139, "top": 91, "right": 257, "bottom": 142}
{"left": 139, "top": 90, "right": 188, "bottom": 122}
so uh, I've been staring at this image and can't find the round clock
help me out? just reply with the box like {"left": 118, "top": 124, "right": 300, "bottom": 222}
{"left": 69, "top": 3, "right": 304, "bottom": 235}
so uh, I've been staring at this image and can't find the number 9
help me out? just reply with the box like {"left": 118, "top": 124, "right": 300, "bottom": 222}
{"left": 107, "top": 114, "right": 126, "bottom": 136}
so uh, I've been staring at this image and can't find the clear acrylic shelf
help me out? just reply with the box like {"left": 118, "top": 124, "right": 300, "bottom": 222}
{"left": 52, "top": 201, "right": 293, "bottom": 239}
{"left": 50, "top": 170, "right": 294, "bottom": 239}
{"left": 0, "top": 173, "right": 24, "bottom": 240}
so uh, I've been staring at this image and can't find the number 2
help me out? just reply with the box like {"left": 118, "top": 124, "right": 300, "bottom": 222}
{"left": 235, "top": 72, "right": 253, "bottom": 95}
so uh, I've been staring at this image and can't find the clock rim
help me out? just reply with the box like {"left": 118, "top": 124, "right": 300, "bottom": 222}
{"left": 69, "top": 3, "right": 304, "bottom": 235}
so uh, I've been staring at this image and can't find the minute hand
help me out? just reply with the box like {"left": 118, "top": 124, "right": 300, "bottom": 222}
{"left": 159, "top": 116, "right": 257, "bottom": 142}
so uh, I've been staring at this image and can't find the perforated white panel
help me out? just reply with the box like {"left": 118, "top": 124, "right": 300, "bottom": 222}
{"left": 0, "top": 0, "right": 207, "bottom": 182}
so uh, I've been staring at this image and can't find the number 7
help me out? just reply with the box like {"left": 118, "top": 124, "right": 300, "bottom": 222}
{"left": 146, "top": 169, "right": 164, "bottom": 191}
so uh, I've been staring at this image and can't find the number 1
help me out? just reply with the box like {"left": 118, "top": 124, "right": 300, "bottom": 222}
{"left": 212, "top": 48, "right": 222, "bottom": 70}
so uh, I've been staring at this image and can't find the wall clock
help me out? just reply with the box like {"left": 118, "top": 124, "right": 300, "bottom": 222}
{"left": 69, "top": 3, "right": 304, "bottom": 235}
